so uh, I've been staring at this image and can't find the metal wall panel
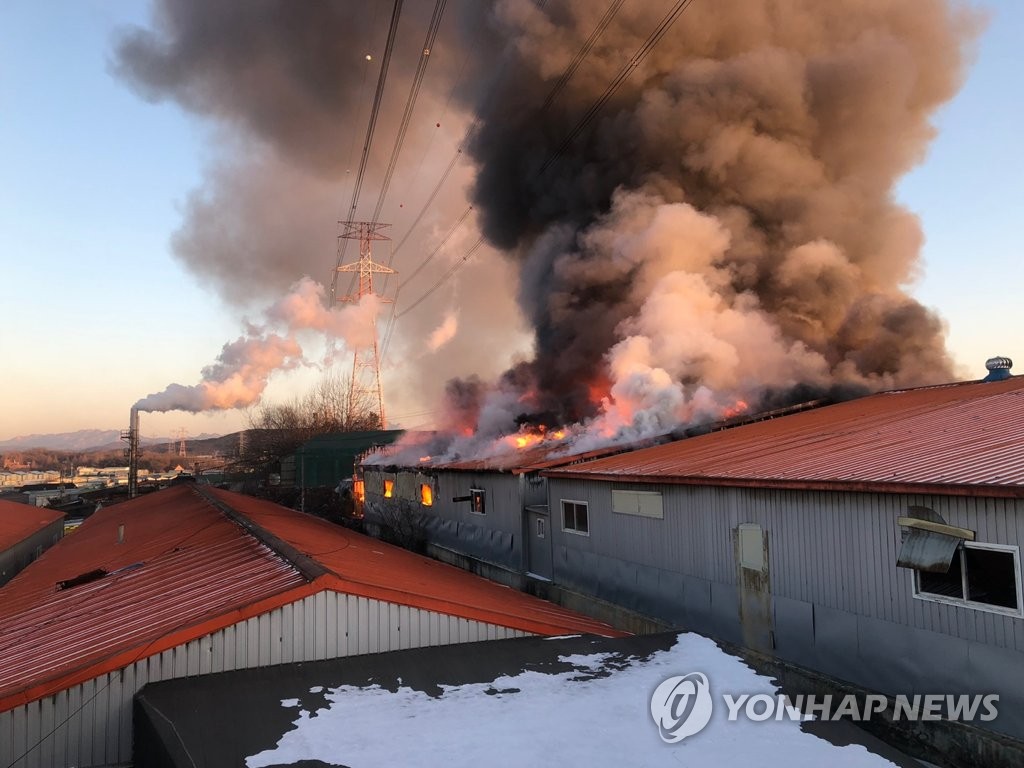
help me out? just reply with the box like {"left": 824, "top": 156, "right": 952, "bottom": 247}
{"left": 544, "top": 477, "right": 1024, "bottom": 739}
{"left": 0, "top": 520, "right": 63, "bottom": 587}
{"left": 365, "top": 469, "right": 527, "bottom": 571}
{"left": 0, "top": 592, "right": 530, "bottom": 768}
{"left": 546, "top": 479, "right": 1024, "bottom": 650}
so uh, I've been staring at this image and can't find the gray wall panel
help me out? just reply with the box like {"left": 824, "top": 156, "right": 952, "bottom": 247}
{"left": 772, "top": 595, "right": 814, "bottom": 661}
{"left": 812, "top": 605, "right": 859, "bottom": 683}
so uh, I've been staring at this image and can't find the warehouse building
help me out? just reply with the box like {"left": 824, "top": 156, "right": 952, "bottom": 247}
{"left": 361, "top": 441, "right": 649, "bottom": 587}
{"left": 0, "top": 484, "right": 616, "bottom": 768}
{"left": 539, "top": 373, "right": 1024, "bottom": 741}
{"left": 0, "top": 500, "right": 63, "bottom": 586}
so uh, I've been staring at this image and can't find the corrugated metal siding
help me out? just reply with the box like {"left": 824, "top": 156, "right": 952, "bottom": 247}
{"left": 0, "top": 521, "right": 62, "bottom": 587}
{"left": 0, "top": 591, "right": 529, "bottom": 768}
{"left": 365, "top": 469, "right": 527, "bottom": 572}
{"left": 547, "top": 478, "right": 1024, "bottom": 651}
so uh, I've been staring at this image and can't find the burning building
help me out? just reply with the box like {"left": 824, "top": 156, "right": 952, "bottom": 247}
{"left": 112, "top": 0, "right": 979, "bottom": 456}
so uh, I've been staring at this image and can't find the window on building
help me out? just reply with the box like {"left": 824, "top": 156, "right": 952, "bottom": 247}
{"left": 611, "top": 489, "right": 663, "bottom": 519}
{"left": 420, "top": 483, "right": 433, "bottom": 507}
{"left": 470, "top": 488, "right": 486, "bottom": 514}
{"left": 383, "top": 479, "right": 394, "bottom": 499}
{"left": 915, "top": 543, "right": 1022, "bottom": 616}
{"left": 536, "top": 517, "right": 546, "bottom": 539}
{"left": 561, "top": 500, "right": 589, "bottom": 535}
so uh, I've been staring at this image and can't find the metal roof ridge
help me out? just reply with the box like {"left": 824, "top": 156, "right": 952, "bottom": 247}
{"left": 191, "top": 485, "right": 331, "bottom": 583}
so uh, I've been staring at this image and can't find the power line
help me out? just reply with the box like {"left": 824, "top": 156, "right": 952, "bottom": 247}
{"left": 380, "top": 204, "right": 474, "bottom": 358}
{"left": 396, "top": 0, "right": 698, "bottom": 320}
{"left": 539, "top": 0, "right": 626, "bottom": 113}
{"left": 370, "top": 0, "right": 449, "bottom": 224}
{"left": 396, "top": 235, "right": 484, "bottom": 319}
{"left": 539, "top": 0, "right": 696, "bottom": 178}
{"left": 384, "top": 0, "right": 647, "bottom": 332}
{"left": 330, "top": 0, "right": 406, "bottom": 305}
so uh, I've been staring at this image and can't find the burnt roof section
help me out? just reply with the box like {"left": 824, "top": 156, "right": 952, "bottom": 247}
{"left": 543, "top": 376, "right": 1024, "bottom": 497}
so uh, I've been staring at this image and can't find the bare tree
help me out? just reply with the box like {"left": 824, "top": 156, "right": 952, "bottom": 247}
{"left": 239, "top": 373, "right": 381, "bottom": 472}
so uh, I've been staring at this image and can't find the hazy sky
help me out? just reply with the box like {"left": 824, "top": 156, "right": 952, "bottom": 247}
{"left": 1, "top": 0, "right": 1021, "bottom": 441}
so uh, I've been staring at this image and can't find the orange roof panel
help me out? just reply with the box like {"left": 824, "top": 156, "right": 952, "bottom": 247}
{"left": 212, "top": 488, "right": 621, "bottom": 637}
{"left": 0, "top": 501, "right": 63, "bottom": 551}
{"left": 0, "top": 484, "right": 620, "bottom": 713}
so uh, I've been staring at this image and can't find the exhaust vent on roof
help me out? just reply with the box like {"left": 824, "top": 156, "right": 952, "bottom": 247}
{"left": 983, "top": 356, "right": 1013, "bottom": 382}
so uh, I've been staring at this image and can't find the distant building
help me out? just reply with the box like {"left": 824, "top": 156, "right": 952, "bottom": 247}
{"left": 0, "top": 485, "right": 616, "bottom": 768}
{"left": 0, "top": 470, "right": 60, "bottom": 488}
{"left": 0, "top": 500, "right": 63, "bottom": 586}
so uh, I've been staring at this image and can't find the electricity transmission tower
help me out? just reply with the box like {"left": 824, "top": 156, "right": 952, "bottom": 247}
{"left": 334, "top": 221, "right": 394, "bottom": 429}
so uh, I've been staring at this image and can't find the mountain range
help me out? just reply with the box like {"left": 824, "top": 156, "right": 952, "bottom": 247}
{"left": 0, "top": 429, "right": 222, "bottom": 452}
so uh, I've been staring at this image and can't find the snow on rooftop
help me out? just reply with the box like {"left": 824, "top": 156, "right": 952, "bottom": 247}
{"left": 247, "top": 633, "right": 900, "bottom": 767}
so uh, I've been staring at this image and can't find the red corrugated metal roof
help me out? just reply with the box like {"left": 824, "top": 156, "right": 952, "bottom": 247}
{"left": 0, "top": 485, "right": 620, "bottom": 713}
{"left": 225, "top": 494, "right": 618, "bottom": 638}
{"left": 543, "top": 377, "right": 1024, "bottom": 497}
{"left": 0, "top": 486, "right": 307, "bottom": 711}
{"left": 0, "top": 501, "right": 63, "bottom": 551}
{"left": 214, "top": 489, "right": 620, "bottom": 637}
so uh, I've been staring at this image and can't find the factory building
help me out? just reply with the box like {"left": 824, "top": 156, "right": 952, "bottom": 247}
{"left": 0, "top": 485, "right": 616, "bottom": 768}
{"left": 540, "top": 373, "right": 1024, "bottom": 741}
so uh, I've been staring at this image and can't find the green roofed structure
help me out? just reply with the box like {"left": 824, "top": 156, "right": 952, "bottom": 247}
{"left": 285, "top": 430, "right": 404, "bottom": 489}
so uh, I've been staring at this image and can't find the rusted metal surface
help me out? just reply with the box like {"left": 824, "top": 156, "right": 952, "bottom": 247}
{"left": 543, "top": 377, "right": 1024, "bottom": 496}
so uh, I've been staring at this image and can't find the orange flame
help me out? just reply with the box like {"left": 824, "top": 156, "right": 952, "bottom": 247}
{"left": 418, "top": 455, "right": 432, "bottom": 462}
{"left": 723, "top": 400, "right": 749, "bottom": 419}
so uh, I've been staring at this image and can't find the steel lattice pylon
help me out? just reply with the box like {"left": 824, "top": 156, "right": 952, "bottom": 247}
{"left": 334, "top": 221, "right": 394, "bottom": 429}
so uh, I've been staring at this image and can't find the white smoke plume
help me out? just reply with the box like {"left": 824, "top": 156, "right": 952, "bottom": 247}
{"left": 136, "top": 277, "right": 383, "bottom": 414}
{"left": 426, "top": 311, "right": 459, "bottom": 352}
{"left": 134, "top": 333, "right": 303, "bottom": 413}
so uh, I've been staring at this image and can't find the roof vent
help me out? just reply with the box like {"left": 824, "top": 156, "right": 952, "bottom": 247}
{"left": 983, "top": 356, "right": 1013, "bottom": 382}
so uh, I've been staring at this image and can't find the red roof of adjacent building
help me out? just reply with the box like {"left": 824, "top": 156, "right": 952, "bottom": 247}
{"left": 0, "top": 485, "right": 619, "bottom": 713}
{"left": 0, "top": 501, "right": 63, "bottom": 551}
{"left": 543, "top": 376, "right": 1024, "bottom": 497}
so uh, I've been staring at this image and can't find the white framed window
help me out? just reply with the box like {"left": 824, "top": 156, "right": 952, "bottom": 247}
{"left": 611, "top": 489, "right": 663, "bottom": 519}
{"left": 561, "top": 499, "right": 589, "bottom": 536}
{"left": 536, "top": 517, "right": 546, "bottom": 539}
{"left": 469, "top": 488, "right": 486, "bottom": 515}
{"left": 913, "top": 542, "right": 1022, "bottom": 618}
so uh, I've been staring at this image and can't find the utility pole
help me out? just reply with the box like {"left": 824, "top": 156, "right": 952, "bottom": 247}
{"left": 334, "top": 221, "right": 394, "bottom": 429}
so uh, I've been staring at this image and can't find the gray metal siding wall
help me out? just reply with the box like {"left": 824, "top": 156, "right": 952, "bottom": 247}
{"left": 547, "top": 478, "right": 1024, "bottom": 739}
{"left": 0, "top": 591, "right": 529, "bottom": 768}
{"left": 365, "top": 469, "right": 526, "bottom": 571}
{"left": 0, "top": 521, "right": 63, "bottom": 587}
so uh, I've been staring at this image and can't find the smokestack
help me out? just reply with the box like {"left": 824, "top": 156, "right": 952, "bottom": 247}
{"left": 121, "top": 407, "right": 140, "bottom": 499}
